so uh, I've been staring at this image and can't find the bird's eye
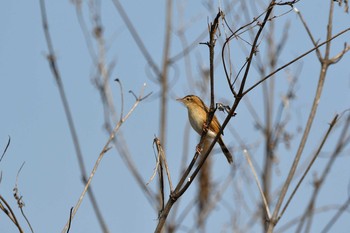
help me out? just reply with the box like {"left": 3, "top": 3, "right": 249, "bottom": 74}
{"left": 186, "top": 97, "right": 190, "bottom": 101}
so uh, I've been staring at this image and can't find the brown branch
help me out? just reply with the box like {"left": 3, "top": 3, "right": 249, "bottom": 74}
{"left": 0, "top": 195, "right": 24, "bottom": 233}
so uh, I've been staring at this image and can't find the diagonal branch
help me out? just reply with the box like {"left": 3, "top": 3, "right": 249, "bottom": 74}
{"left": 61, "top": 87, "right": 150, "bottom": 233}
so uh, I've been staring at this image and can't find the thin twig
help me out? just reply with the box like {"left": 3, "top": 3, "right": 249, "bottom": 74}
{"left": 61, "top": 87, "right": 150, "bottom": 233}
{"left": 66, "top": 207, "right": 74, "bottom": 233}
{"left": 0, "top": 195, "right": 23, "bottom": 233}
{"left": 243, "top": 149, "right": 271, "bottom": 219}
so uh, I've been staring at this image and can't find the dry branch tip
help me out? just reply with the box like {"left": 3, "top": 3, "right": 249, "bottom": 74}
{"left": 0, "top": 136, "right": 11, "bottom": 163}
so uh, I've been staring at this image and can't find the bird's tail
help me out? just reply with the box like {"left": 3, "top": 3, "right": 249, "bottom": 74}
{"left": 218, "top": 138, "right": 234, "bottom": 164}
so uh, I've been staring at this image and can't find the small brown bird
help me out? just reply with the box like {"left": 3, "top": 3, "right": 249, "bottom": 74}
{"left": 177, "top": 95, "right": 233, "bottom": 164}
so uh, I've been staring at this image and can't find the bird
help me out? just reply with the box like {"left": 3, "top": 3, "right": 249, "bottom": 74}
{"left": 177, "top": 95, "right": 233, "bottom": 164}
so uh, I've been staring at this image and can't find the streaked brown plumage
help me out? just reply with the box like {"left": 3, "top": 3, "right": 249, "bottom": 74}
{"left": 177, "top": 95, "right": 233, "bottom": 164}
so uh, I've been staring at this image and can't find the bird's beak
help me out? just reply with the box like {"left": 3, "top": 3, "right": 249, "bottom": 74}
{"left": 176, "top": 97, "right": 183, "bottom": 102}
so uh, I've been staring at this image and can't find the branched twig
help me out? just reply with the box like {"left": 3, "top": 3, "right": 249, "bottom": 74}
{"left": 61, "top": 86, "right": 151, "bottom": 233}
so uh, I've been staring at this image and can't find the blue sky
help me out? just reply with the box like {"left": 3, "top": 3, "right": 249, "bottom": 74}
{"left": 1, "top": 1, "right": 350, "bottom": 232}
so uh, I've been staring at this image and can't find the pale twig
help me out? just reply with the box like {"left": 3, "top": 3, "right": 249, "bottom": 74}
{"left": 111, "top": 81, "right": 156, "bottom": 209}
{"left": 243, "top": 149, "right": 271, "bottom": 219}
{"left": 61, "top": 85, "right": 151, "bottom": 233}
{"left": 294, "top": 6, "right": 323, "bottom": 61}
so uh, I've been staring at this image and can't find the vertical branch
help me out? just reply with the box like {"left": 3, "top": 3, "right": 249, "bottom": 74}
{"left": 208, "top": 11, "right": 220, "bottom": 110}
{"left": 159, "top": 0, "right": 173, "bottom": 164}
{"left": 158, "top": 0, "right": 173, "bottom": 217}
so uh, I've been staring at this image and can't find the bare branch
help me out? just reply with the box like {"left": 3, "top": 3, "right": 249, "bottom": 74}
{"left": 0, "top": 195, "right": 24, "bottom": 233}
{"left": 61, "top": 86, "right": 150, "bottom": 233}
